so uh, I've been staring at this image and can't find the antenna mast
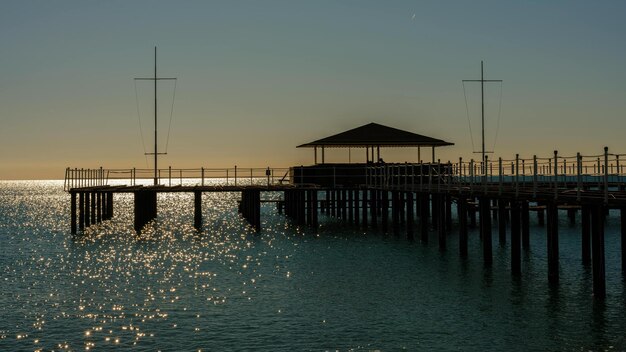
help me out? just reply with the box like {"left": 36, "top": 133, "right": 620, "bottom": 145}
{"left": 135, "top": 47, "right": 177, "bottom": 185}
{"left": 463, "top": 61, "right": 502, "bottom": 173}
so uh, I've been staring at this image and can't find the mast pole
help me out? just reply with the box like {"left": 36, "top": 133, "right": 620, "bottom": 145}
{"left": 481, "top": 60, "right": 485, "bottom": 174}
{"left": 154, "top": 46, "right": 158, "bottom": 186}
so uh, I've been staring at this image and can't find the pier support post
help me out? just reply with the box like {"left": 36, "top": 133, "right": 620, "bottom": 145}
{"left": 71, "top": 192, "right": 77, "bottom": 234}
{"left": 354, "top": 189, "right": 360, "bottom": 225}
{"left": 134, "top": 190, "right": 157, "bottom": 233}
{"left": 537, "top": 204, "right": 545, "bottom": 226}
{"left": 420, "top": 194, "right": 429, "bottom": 243}
{"left": 79, "top": 192, "right": 85, "bottom": 231}
{"left": 325, "top": 190, "right": 330, "bottom": 216}
{"left": 312, "top": 190, "right": 318, "bottom": 228}
{"left": 445, "top": 195, "right": 452, "bottom": 231}
{"left": 348, "top": 190, "right": 353, "bottom": 224}
{"left": 591, "top": 205, "right": 606, "bottom": 299}
{"left": 498, "top": 199, "right": 507, "bottom": 246}
{"left": 406, "top": 192, "right": 414, "bottom": 240}
{"left": 90, "top": 192, "right": 96, "bottom": 225}
{"left": 438, "top": 194, "right": 446, "bottom": 251}
{"left": 107, "top": 192, "right": 113, "bottom": 220}
{"left": 581, "top": 205, "right": 591, "bottom": 266}
{"left": 521, "top": 200, "right": 530, "bottom": 251}
{"left": 370, "top": 190, "right": 377, "bottom": 229}
{"left": 361, "top": 189, "right": 368, "bottom": 229}
{"left": 480, "top": 197, "right": 492, "bottom": 267}
{"left": 458, "top": 197, "right": 468, "bottom": 257}
{"left": 511, "top": 200, "right": 521, "bottom": 275}
{"left": 382, "top": 191, "right": 389, "bottom": 233}
{"left": 194, "top": 191, "right": 202, "bottom": 231}
{"left": 621, "top": 207, "right": 626, "bottom": 273}
{"left": 96, "top": 192, "right": 102, "bottom": 223}
{"left": 469, "top": 199, "right": 477, "bottom": 228}
{"left": 392, "top": 191, "right": 400, "bottom": 236}
{"left": 85, "top": 192, "right": 90, "bottom": 227}
{"left": 547, "top": 202, "right": 559, "bottom": 284}
{"left": 341, "top": 190, "right": 347, "bottom": 220}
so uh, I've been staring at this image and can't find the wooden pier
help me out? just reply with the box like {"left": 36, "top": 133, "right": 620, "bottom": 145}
{"left": 65, "top": 147, "right": 626, "bottom": 301}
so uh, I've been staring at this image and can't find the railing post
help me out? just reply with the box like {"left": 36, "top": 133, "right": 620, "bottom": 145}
{"left": 133, "top": 167, "right": 136, "bottom": 186}
{"left": 483, "top": 156, "right": 488, "bottom": 194}
{"left": 604, "top": 146, "right": 609, "bottom": 204}
{"left": 576, "top": 153, "right": 582, "bottom": 202}
{"left": 234, "top": 165, "right": 237, "bottom": 186}
{"left": 498, "top": 157, "right": 503, "bottom": 195}
{"left": 266, "top": 167, "right": 271, "bottom": 187}
{"left": 533, "top": 156, "right": 537, "bottom": 198}
{"left": 553, "top": 150, "right": 558, "bottom": 200}
{"left": 469, "top": 159, "right": 474, "bottom": 193}
{"left": 169, "top": 166, "right": 172, "bottom": 187}
{"left": 515, "top": 154, "right": 519, "bottom": 198}
{"left": 201, "top": 167, "right": 205, "bottom": 186}
{"left": 250, "top": 168, "right": 253, "bottom": 185}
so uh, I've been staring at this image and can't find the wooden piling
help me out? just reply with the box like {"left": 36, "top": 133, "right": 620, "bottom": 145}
{"left": 420, "top": 194, "right": 429, "bottom": 243}
{"left": 547, "top": 202, "right": 559, "bottom": 284}
{"left": 458, "top": 197, "right": 468, "bottom": 256}
{"left": 354, "top": 189, "right": 360, "bottom": 225}
{"left": 511, "top": 201, "right": 521, "bottom": 275}
{"left": 348, "top": 190, "right": 353, "bottom": 224}
{"left": 521, "top": 200, "right": 530, "bottom": 250}
{"left": 70, "top": 192, "right": 77, "bottom": 234}
{"left": 591, "top": 204, "right": 606, "bottom": 299}
{"left": 382, "top": 190, "right": 389, "bottom": 232}
{"left": 194, "top": 191, "right": 202, "bottom": 230}
{"left": 445, "top": 195, "right": 452, "bottom": 231}
{"left": 392, "top": 191, "right": 400, "bottom": 236}
{"left": 96, "top": 192, "right": 102, "bottom": 223}
{"left": 361, "top": 189, "right": 368, "bottom": 229}
{"left": 406, "top": 192, "right": 414, "bottom": 240}
{"left": 370, "top": 190, "right": 377, "bottom": 228}
{"left": 79, "top": 192, "right": 85, "bottom": 231}
{"left": 581, "top": 205, "right": 591, "bottom": 266}
{"left": 498, "top": 199, "right": 507, "bottom": 246}
{"left": 107, "top": 192, "right": 113, "bottom": 220}
{"left": 621, "top": 207, "right": 626, "bottom": 273}
{"left": 90, "top": 192, "right": 96, "bottom": 225}
{"left": 311, "top": 190, "right": 318, "bottom": 228}
{"left": 84, "top": 192, "right": 90, "bottom": 227}
{"left": 480, "top": 197, "right": 492, "bottom": 267}
{"left": 438, "top": 195, "right": 446, "bottom": 251}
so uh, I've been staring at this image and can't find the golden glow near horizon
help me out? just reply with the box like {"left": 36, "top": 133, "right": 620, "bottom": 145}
{"left": 1, "top": 1, "right": 625, "bottom": 179}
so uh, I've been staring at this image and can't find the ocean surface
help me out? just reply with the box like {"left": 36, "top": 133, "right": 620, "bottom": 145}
{"left": 1, "top": 180, "right": 625, "bottom": 351}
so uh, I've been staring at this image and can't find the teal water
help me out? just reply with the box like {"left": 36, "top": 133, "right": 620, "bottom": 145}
{"left": 1, "top": 180, "right": 625, "bottom": 351}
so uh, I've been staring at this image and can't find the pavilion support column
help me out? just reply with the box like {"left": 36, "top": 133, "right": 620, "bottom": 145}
{"left": 321, "top": 146, "right": 325, "bottom": 164}
{"left": 432, "top": 146, "right": 435, "bottom": 163}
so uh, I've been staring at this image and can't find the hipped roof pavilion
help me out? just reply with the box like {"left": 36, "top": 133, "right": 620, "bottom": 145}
{"left": 297, "top": 122, "right": 454, "bottom": 164}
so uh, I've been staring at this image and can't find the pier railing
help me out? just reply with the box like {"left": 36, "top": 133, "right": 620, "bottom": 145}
{"left": 64, "top": 166, "right": 291, "bottom": 191}
{"left": 365, "top": 147, "right": 626, "bottom": 203}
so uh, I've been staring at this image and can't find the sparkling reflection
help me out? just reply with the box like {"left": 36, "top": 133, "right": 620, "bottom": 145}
{"left": 0, "top": 181, "right": 625, "bottom": 350}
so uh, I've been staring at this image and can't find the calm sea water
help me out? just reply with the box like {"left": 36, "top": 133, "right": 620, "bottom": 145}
{"left": 1, "top": 180, "right": 625, "bottom": 351}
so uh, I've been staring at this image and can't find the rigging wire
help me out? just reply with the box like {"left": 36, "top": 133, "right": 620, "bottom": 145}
{"left": 462, "top": 81, "right": 476, "bottom": 152}
{"left": 134, "top": 80, "right": 150, "bottom": 168}
{"left": 165, "top": 79, "right": 177, "bottom": 153}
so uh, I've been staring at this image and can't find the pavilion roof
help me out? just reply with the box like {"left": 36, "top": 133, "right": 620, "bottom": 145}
{"left": 297, "top": 122, "right": 454, "bottom": 148}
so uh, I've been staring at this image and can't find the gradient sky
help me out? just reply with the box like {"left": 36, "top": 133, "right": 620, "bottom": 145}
{"left": 1, "top": 0, "right": 625, "bottom": 179}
